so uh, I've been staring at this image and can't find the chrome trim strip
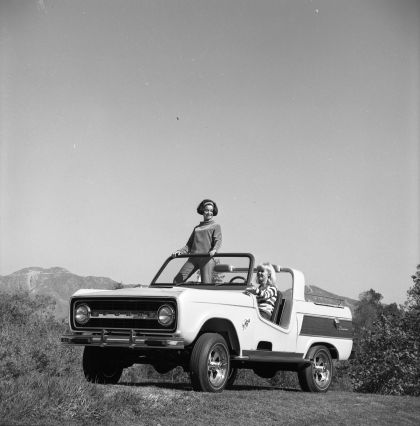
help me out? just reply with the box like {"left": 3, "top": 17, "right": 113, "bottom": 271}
{"left": 60, "top": 333, "right": 185, "bottom": 349}
{"left": 91, "top": 311, "right": 158, "bottom": 320}
{"left": 299, "top": 333, "right": 353, "bottom": 340}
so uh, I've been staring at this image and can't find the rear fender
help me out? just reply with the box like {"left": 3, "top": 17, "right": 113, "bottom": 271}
{"left": 304, "top": 341, "right": 339, "bottom": 360}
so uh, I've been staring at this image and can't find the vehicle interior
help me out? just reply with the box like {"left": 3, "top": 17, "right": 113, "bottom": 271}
{"left": 151, "top": 253, "right": 294, "bottom": 327}
{"left": 151, "top": 254, "right": 254, "bottom": 287}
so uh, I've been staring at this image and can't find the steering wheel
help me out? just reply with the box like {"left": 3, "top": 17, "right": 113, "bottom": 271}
{"left": 229, "top": 276, "right": 246, "bottom": 284}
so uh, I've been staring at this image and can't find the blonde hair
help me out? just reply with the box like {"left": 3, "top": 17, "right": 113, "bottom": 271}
{"left": 256, "top": 262, "right": 277, "bottom": 285}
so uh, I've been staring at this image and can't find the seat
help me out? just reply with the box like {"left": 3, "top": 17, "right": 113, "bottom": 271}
{"left": 213, "top": 264, "right": 234, "bottom": 273}
{"left": 270, "top": 292, "right": 284, "bottom": 323}
{"left": 279, "top": 298, "right": 292, "bottom": 328}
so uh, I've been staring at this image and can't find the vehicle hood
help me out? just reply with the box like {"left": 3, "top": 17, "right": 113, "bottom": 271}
{"left": 71, "top": 286, "right": 186, "bottom": 298}
{"left": 71, "top": 286, "right": 254, "bottom": 307}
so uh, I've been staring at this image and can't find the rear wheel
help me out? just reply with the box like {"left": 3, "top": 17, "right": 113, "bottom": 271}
{"left": 298, "top": 345, "right": 333, "bottom": 392}
{"left": 83, "top": 347, "right": 123, "bottom": 384}
{"left": 190, "top": 333, "right": 230, "bottom": 392}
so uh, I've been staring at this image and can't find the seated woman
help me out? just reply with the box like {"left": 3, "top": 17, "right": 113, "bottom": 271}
{"left": 248, "top": 263, "right": 278, "bottom": 320}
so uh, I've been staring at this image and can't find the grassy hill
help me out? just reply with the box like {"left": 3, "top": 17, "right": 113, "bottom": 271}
{"left": 0, "top": 267, "right": 119, "bottom": 319}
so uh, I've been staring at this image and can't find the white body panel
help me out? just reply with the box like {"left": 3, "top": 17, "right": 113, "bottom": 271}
{"left": 67, "top": 267, "right": 353, "bottom": 360}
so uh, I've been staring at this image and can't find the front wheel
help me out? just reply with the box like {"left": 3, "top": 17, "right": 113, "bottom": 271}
{"left": 83, "top": 347, "right": 123, "bottom": 384}
{"left": 190, "top": 333, "right": 230, "bottom": 392}
{"left": 298, "top": 345, "right": 333, "bottom": 392}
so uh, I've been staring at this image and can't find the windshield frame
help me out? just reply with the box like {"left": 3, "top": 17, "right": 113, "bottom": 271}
{"left": 150, "top": 253, "right": 255, "bottom": 288}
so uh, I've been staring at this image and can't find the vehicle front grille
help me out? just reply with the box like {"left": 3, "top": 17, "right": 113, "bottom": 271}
{"left": 70, "top": 297, "right": 177, "bottom": 332}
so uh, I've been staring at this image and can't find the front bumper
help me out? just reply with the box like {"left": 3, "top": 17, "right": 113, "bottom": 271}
{"left": 61, "top": 331, "right": 185, "bottom": 349}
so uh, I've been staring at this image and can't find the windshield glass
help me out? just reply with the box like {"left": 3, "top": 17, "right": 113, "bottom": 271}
{"left": 151, "top": 254, "right": 254, "bottom": 287}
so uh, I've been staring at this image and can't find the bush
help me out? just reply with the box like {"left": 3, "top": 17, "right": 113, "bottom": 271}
{"left": 0, "top": 291, "right": 56, "bottom": 324}
{"left": 348, "top": 269, "right": 420, "bottom": 396}
{"left": 331, "top": 361, "right": 353, "bottom": 392}
{"left": 0, "top": 291, "right": 82, "bottom": 381}
{"left": 349, "top": 312, "right": 419, "bottom": 396}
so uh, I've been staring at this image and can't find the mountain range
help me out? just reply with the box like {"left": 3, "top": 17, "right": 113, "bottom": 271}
{"left": 0, "top": 267, "right": 120, "bottom": 319}
{"left": 304, "top": 284, "right": 358, "bottom": 312}
{"left": 0, "top": 267, "right": 358, "bottom": 319}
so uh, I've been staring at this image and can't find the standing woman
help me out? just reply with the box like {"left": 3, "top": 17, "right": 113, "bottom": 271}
{"left": 172, "top": 199, "right": 222, "bottom": 284}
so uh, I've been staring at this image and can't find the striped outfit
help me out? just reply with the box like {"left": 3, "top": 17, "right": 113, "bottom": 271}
{"left": 254, "top": 284, "right": 278, "bottom": 319}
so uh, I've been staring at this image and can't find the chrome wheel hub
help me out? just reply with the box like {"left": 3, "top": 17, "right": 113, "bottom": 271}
{"left": 207, "top": 343, "right": 228, "bottom": 387}
{"left": 313, "top": 354, "right": 331, "bottom": 388}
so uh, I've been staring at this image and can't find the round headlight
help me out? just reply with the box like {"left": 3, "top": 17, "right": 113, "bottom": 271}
{"left": 75, "top": 303, "right": 91, "bottom": 324}
{"left": 157, "top": 305, "right": 175, "bottom": 326}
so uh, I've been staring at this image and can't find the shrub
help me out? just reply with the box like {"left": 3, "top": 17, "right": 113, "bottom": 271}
{"left": 348, "top": 268, "right": 420, "bottom": 396}
{"left": 0, "top": 291, "right": 56, "bottom": 325}
{"left": 0, "top": 291, "right": 82, "bottom": 381}
{"left": 350, "top": 309, "right": 419, "bottom": 395}
{"left": 331, "top": 360, "right": 353, "bottom": 392}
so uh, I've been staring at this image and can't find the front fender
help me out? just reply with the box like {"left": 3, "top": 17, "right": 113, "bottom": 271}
{"left": 175, "top": 290, "right": 255, "bottom": 345}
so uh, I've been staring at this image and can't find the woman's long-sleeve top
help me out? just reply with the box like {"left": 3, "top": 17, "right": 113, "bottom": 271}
{"left": 178, "top": 220, "right": 222, "bottom": 254}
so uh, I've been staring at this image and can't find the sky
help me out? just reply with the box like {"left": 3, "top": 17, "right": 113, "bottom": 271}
{"left": 1, "top": 0, "right": 419, "bottom": 305}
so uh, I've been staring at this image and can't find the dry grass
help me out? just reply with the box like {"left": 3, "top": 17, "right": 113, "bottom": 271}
{"left": 2, "top": 369, "right": 419, "bottom": 426}
{"left": 1, "top": 292, "right": 419, "bottom": 425}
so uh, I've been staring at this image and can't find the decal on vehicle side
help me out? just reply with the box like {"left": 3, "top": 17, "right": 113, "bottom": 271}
{"left": 299, "top": 315, "right": 353, "bottom": 339}
{"left": 242, "top": 318, "right": 250, "bottom": 330}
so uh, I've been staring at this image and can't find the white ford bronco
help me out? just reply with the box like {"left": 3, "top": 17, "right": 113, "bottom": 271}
{"left": 61, "top": 253, "right": 353, "bottom": 392}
